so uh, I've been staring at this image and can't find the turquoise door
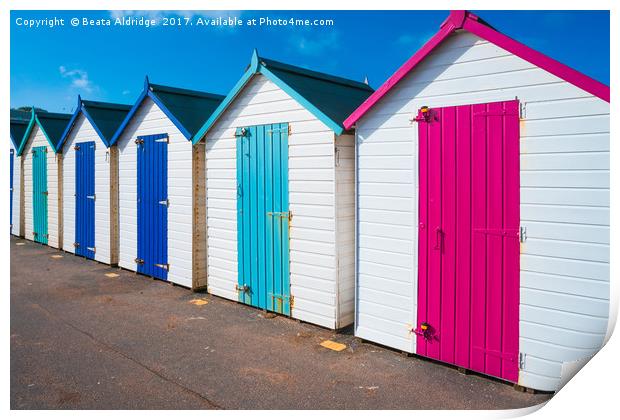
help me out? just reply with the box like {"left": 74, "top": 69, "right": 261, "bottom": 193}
{"left": 236, "top": 123, "right": 290, "bottom": 315}
{"left": 32, "top": 146, "right": 48, "bottom": 245}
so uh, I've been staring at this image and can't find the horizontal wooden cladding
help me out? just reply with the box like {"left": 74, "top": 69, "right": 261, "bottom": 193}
{"left": 522, "top": 254, "right": 608, "bottom": 282}
{"left": 521, "top": 133, "right": 609, "bottom": 154}
{"left": 521, "top": 151, "right": 609, "bottom": 171}
{"left": 521, "top": 170, "right": 609, "bottom": 189}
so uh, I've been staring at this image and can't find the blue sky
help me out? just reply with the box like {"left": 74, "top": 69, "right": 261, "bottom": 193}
{"left": 10, "top": 10, "right": 610, "bottom": 113}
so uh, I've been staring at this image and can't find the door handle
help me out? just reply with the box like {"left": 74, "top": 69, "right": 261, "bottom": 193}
{"left": 158, "top": 199, "right": 169, "bottom": 207}
{"left": 434, "top": 227, "right": 443, "bottom": 250}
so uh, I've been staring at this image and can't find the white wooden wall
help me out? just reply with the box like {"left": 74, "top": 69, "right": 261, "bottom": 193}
{"left": 204, "top": 74, "right": 355, "bottom": 329}
{"left": 61, "top": 114, "right": 113, "bottom": 264}
{"left": 354, "top": 30, "right": 610, "bottom": 391}
{"left": 117, "top": 97, "right": 196, "bottom": 288}
{"left": 11, "top": 145, "right": 22, "bottom": 237}
{"left": 22, "top": 124, "right": 61, "bottom": 248}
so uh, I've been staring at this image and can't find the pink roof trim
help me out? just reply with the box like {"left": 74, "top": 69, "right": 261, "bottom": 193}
{"left": 344, "top": 10, "right": 610, "bottom": 129}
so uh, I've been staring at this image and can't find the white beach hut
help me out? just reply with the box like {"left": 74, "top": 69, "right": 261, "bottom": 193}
{"left": 344, "top": 10, "right": 610, "bottom": 391}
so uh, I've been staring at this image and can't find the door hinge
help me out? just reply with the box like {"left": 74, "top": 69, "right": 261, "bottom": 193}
{"left": 87, "top": 247, "right": 96, "bottom": 253}
{"left": 519, "top": 353, "right": 526, "bottom": 370}
{"left": 135, "top": 258, "right": 145, "bottom": 265}
{"left": 520, "top": 102, "right": 526, "bottom": 119}
{"left": 73, "top": 242, "right": 80, "bottom": 248}
{"left": 73, "top": 145, "right": 80, "bottom": 151}
{"left": 235, "top": 284, "right": 250, "bottom": 293}
{"left": 155, "top": 263, "right": 170, "bottom": 271}
{"left": 158, "top": 199, "right": 169, "bottom": 207}
{"left": 335, "top": 146, "right": 340, "bottom": 167}
{"left": 42, "top": 191, "right": 48, "bottom": 196}
{"left": 135, "top": 138, "right": 144, "bottom": 145}
{"left": 520, "top": 226, "right": 527, "bottom": 243}
{"left": 87, "top": 195, "right": 96, "bottom": 201}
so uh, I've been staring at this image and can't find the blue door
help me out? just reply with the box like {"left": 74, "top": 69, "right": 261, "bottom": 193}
{"left": 10, "top": 149, "right": 14, "bottom": 229}
{"left": 136, "top": 134, "right": 168, "bottom": 280}
{"left": 75, "top": 141, "right": 96, "bottom": 259}
{"left": 236, "top": 123, "right": 290, "bottom": 315}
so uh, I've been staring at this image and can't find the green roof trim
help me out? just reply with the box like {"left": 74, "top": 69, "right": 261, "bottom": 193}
{"left": 192, "top": 49, "right": 374, "bottom": 143}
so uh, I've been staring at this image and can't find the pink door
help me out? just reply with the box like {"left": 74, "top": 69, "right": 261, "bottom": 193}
{"left": 416, "top": 100, "right": 520, "bottom": 383}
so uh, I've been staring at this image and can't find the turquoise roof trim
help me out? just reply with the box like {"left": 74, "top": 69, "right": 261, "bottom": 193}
{"left": 17, "top": 109, "right": 72, "bottom": 155}
{"left": 191, "top": 49, "right": 374, "bottom": 144}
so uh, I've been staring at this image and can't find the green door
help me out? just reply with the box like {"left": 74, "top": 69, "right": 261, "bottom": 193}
{"left": 32, "top": 146, "right": 48, "bottom": 245}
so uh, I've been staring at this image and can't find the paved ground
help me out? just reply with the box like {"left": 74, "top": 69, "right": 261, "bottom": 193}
{"left": 10, "top": 236, "right": 552, "bottom": 409}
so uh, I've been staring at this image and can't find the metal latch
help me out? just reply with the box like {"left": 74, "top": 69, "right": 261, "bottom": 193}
{"left": 42, "top": 191, "right": 48, "bottom": 196}
{"left": 87, "top": 247, "right": 96, "bottom": 253}
{"left": 519, "top": 353, "right": 525, "bottom": 370}
{"left": 154, "top": 263, "right": 170, "bottom": 271}
{"left": 236, "top": 284, "right": 250, "bottom": 293}
{"left": 73, "top": 242, "right": 80, "bottom": 248}
{"left": 158, "top": 199, "right": 169, "bottom": 207}
{"left": 134, "top": 258, "right": 145, "bottom": 265}
{"left": 87, "top": 195, "right": 96, "bottom": 201}
{"left": 155, "top": 137, "right": 169, "bottom": 143}
{"left": 266, "top": 211, "right": 292, "bottom": 221}
{"left": 520, "top": 226, "right": 527, "bottom": 243}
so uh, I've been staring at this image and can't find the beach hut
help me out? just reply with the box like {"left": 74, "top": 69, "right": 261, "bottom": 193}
{"left": 10, "top": 110, "right": 31, "bottom": 237}
{"left": 344, "top": 10, "right": 610, "bottom": 391}
{"left": 109, "top": 77, "right": 224, "bottom": 289}
{"left": 192, "top": 50, "right": 374, "bottom": 329}
{"left": 57, "top": 96, "right": 131, "bottom": 264}
{"left": 18, "top": 110, "right": 72, "bottom": 248}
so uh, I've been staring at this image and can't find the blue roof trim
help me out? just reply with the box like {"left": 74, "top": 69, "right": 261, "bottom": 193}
{"left": 191, "top": 49, "right": 347, "bottom": 143}
{"left": 147, "top": 90, "right": 192, "bottom": 139}
{"left": 81, "top": 106, "right": 111, "bottom": 147}
{"left": 110, "top": 79, "right": 192, "bottom": 145}
{"left": 191, "top": 65, "right": 256, "bottom": 145}
{"left": 57, "top": 96, "right": 83, "bottom": 151}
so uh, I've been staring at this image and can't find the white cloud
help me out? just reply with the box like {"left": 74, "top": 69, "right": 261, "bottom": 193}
{"left": 293, "top": 31, "right": 340, "bottom": 56}
{"left": 59, "top": 66, "right": 95, "bottom": 92}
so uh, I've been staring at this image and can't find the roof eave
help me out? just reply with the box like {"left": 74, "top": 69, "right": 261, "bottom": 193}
{"left": 110, "top": 82, "right": 193, "bottom": 146}
{"left": 344, "top": 10, "right": 610, "bottom": 129}
{"left": 192, "top": 50, "right": 346, "bottom": 143}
